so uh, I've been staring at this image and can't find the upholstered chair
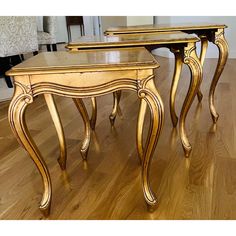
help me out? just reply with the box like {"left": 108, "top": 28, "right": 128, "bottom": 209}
{"left": 0, "top": 16, "right": 38, "bottom": 87}
{"left": 37, "top": 16, "right": 57, "bottom": 52}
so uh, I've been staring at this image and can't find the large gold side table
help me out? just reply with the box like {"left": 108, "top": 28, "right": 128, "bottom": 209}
{"left": 7, "top": 48, "right": 164, "bottom": 216}
{"left": 105, "top": 23, "right": 229, "bottom": 123}
{"left": 65, "top": 32, "right": 202, "bottom": 158}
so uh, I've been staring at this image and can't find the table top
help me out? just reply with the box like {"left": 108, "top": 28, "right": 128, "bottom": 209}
{"left": 66, "top": 32, "right": 199, "bottom": 50}
{"left": 7, "top": 47, "right": 159, "bottom": 76}
{"left": 105, "top": 23, "right": 227, "bottom": 35}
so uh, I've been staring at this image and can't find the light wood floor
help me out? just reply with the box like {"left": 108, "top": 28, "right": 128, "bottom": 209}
{"left": 1, "top": 55, "right": 236, "bottom": 220}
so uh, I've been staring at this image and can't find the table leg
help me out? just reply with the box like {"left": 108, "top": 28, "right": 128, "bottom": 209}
{"left": 180, "top": 42, "right": 202, "bottom": 157}
{"left": 109, "top": 91, "right": 122, "bottom": 126}
{"left": 90, "top": 97, "right": 97, "bottom": 130}
{"left": 197, "top": 35, "right": 208, "bottom": 102}
{"left": 136, "top": 99, "right": 147, "bottom": 163}
{"left": 8, "top": 83, "right": 52, "bottom": 216}
{"left": 170, "top": 48, "right": 183, "bottom": 127}
{"left": 73, "top": 98, "right": 91, "bottom": 160}
{"left": 44, "top": 94, "right": 67, "bottom": 170}
{"left": 137, "top": 76, "right": 164, "bottom": 211}
{"left": 209, "top": 28, "right": 229, "bottom": 123}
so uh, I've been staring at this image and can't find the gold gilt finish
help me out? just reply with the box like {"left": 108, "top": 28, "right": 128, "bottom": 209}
{"left": 209, "top": 28, "right": 229, "bottom": 123}
{"left": 66, "top": 32, "right": 199, "bottom": 50}
{"left": 197, "top": 35, "right": 208, "bottom": 102}
{"left": 90, "top": 97, "right": 97, "bottom": 130}
{"left": 73, "top": 98, "right": 91, "bottom": 160}
{"left": 136, "top": 43, "right": 202, "bottom": 158}
{"left": 44, "top": 94, "right": 67, "bottom": 170}
{"left": 169, "top": 48, "right": 183, "bottom": 127}
{"left": 104, "top": 23, "right": 227, "bottom": 35}
{"left": 67, "top": 32, "right": 202, "bottom": 156}
{"left": 109, "top": 90, "right": 122, "bottom": 126}
{"left": 178, "top": 43, "right": 202, "bottom": 156}
{"left": 105, "top": 23, "right": 229, "bottom": 123}
{"left": 7, "top": 48, "right": 164, "bottom": 216}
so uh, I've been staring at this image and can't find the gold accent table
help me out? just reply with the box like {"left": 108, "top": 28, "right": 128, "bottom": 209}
{"left": 66, "top": 32, "right": 203, "bottom": 157}
{"left": 7, "top": 47, "right": 164, "bottom": 216}
{"left": 105, "top": 23, "right": 229, "bottom": 123}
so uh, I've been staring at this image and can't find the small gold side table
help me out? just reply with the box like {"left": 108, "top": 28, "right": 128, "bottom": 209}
{"left": 7, "top": 48, "right": 164, "bottom": 216}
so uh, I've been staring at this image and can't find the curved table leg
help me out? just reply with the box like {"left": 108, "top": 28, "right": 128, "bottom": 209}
{"left": 90, "top": 97, "right": 97, "bottom": 130}
{"left": 137, "top": 77, "right": 164, "bottom": 211}
{"left": 209, "top": 28, "right": 229, "bottom": 123}
{"left": 180, "top": 42, "right": 202, "bottom": 157}
{"left": 73, "top": 98, "right": 91, "bottom": 160}
{"left": 169, "top": 49, "right": 183, "bottom": 127}
{"left": 109, "top": 91, "right": 122, "bottom": 126}
{"left": 116, "top": 91, "right": 123, "bottom": 117}
{"left": 197, "top": 36, "right": 208, "bottom": 102}
{"left": 44, "top": 94, "right": 66, "bottom": 170}
{"left": 9, "top": 86, "right": 52, "bottom": 216}
{"left": 136, "top": 99, "right": 147, "bottom": 164}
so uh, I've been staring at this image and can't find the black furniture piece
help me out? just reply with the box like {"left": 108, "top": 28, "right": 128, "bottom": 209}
{"left": 0, "top": 52, "right": 38, "bottom": 88}
{"left": 0, "top": 56, "right": 22, "bottom": 88}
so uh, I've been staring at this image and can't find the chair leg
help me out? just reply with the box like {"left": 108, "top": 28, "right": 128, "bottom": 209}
{"left": 67, "top": 26, "right": 71, "bottom": 42}
{"left": 82, "top": 25, "right": 85, "bottom": 36}
{"left": 52, "top": 44, "right": 57, "bottom": 51}
{"left": 0, "top": 56, "right": 14, "bottom": 88}
{"left": 10, "top": 55, "right": 22, "bottom": 65}
{"left": 0, "top": 55, "right": 24, "bottom": 88}
{"left": 46, "top": 45, "right": 51, "bottom": 52}
{"left": 4, "top": 76, "right": 13, "bottom": 88}
{"left": 20, "top": 54, "right": 24, "bottom": 61}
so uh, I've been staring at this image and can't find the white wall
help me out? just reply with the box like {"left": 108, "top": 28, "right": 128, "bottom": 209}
{"left": 55, "top": 16, "right": 68, "bottom": 42}
{"left": 154, "top": 16, "right": 236, "bottom": 58}
{"left": 100, "top": 16, "right": 127, "bottom": 33}
{"left": 127, "top": 16, "right": 153, "bottom": 26}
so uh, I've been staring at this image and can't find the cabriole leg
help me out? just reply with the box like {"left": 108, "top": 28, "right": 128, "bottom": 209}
{"left": 137, "top": 77, "right": 164, "bottom": 211}
{"left": 196, "top": 35, "right": 208, "bottom": 102}
{"left": 73, "top": 98, "right": 91, "bottom": 160}
{"left": 90, "top": 97, "right": 97, "bottom": 130}
{"left": 136, "top": 99, "right": 147, "bottom": 163}
{"left": 170, "top": 48, "right": 183, "bottom": 127}
{"left": 44, "top": 94, "right": 67, "bottom": 170}
{"left": 109, "top": 91, "right": 122, "bottom": 126}
{"left": 209, "top": 28, "right": 229, "bottom": 123}
{"left": 9, "top": 84, "right": 52, "bottom": 216}
{"left": 180, "top": 42, "right": 202, "bottom": 157}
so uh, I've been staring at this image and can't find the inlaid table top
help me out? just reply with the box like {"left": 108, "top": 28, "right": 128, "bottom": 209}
{"left": 105, "top": 23, "right": 227, "bottom": 35}
{"left": 66, "top": 32, "right": 199, "bottom": 50}
{"left": 7, "top": 47, "right": 159, "bottom": 76}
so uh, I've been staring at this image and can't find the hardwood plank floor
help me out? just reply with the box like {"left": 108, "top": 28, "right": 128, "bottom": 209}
{"left": 0, "top": 55, "right": 235, "bottom": 219}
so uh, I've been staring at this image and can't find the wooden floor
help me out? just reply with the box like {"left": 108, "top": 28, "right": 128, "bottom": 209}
{"left": 1, "top": 55, "right": 236, "bottom": 220}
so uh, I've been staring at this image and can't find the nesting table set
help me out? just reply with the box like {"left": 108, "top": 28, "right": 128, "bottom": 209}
{"left": 7, "top": 23, "right": 228, "bottom": 216}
